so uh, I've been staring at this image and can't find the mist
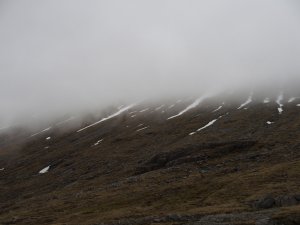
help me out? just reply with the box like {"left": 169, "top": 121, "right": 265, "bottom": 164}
{"left": 1, "top": 0, "right": 300, "bottom": 127}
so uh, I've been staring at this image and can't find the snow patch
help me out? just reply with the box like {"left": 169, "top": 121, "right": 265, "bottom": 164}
{"left": 155, "top": 105, "right": 165, "bottom": 111}
{"left": 168, "top": 94, "right": 212, "bottom": 120}
{"left": 189, "top": 113, "right": 227, "bottom": 136}
{"left": 46, "top": 137, "right": 51, "bottom": 140}
{"left": 276, "top": 93, "right": 284, "bottom": 114}
{"left": 0, "top": 168, "right": 4, "bottom": 171}
{"left": 288, "top": 97, "right": 296, "bottom": 103}
{"left": 288, "top": 97, "right": 300, "bottom": 103}
{"left": 94, "top": 139, "right": 103, "bottom": 146}
{"left": 77, "top": 104, "right": 135, "bottom": 132}
{"left": 212, "top": 105, "right": 222, "bottom": 112}
{"left": 266, "top": 121, "right": 274, "bottom": 125}
{"left": 139, "top": 108, "right": 149, "bottom": 113}
{"left": 136, "top": 127, "right": 148, "bottom": 132}
{"left": 39, "top": 166, "right": 50, "bottom": 174}
{"left": 30, "top": 127, "right": 52, "bottom": 137}
{"left": 189, "top": 119, "right": 218, "bottom": 135}
{"left": 238, "top": 93, "right": 252, "bottom": 109}
{"left": 263, "top": 98, "right": 270, "bottom": 103}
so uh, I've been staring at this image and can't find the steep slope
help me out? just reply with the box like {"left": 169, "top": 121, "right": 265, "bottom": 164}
{"left": 0, "top": 93, "right": 300, "bottom": 225}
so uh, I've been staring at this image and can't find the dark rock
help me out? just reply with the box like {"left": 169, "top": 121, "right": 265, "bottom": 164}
{"left": 255, "top": 218, "right": 276, "bottom": 225}
{"left": 253, "top": 194, "right": 300, "bottom": 209}
{"left": 275, "top": 195, "right": 298, "bottom": 207}
{"left": 136, "top": 141, "right": 256, "bottom": 175}
{"left": 275, "top": 214, "right": 300, "bottom": 225}
{"left": 294, "top": 194, "right": 300, "bottom": 201}
{"left": 166, "top": 214, "right": 182, "bottom": 221}
{"left": 254, "top": 196, "right": 275, "bottom": 209}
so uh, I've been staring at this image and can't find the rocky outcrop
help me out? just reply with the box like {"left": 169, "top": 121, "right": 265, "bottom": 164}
{"left": 136, "top": 141, "right": 256, "bottom": 174}
{"left": 253, "top": 194, "right": 300, "bottom": 209}
{"left": 96, "top": 210, "right": 278, "bottom": 225}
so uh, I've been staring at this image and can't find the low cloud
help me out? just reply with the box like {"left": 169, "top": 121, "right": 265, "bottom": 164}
{"left": 0, "top": 0, "right": 300, "bottom": 126}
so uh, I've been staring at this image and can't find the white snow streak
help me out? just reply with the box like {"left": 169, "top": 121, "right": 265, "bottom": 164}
{"left": 238, "top": 93, "right": 252, "bottom": 109}
{"left": 263, "top": 98, "right": 270, "bottom": 103}
{"left": 168, "top": 94, "right": 212, "bottom": 120}
{"left": 189, "top": 113, "right": 228, "bottom": 136}
{"left": 94, "top": 139, "right": 103, "bottom": 146}
{"left": 39, "top": 166, "right": 50, "bottom": 174}
{"left": 288, "top": 97, "right": 296, "bottom": 103}
{"left": 155, "top": 105, "right": 165, "bottom": 111}
{"left": 212, "top": 105, "right": 223, "bottom": 112}
{"left": 139, "top": 108, "right": 149, "bottom": 113}
{"left": 288, "top": 97, "right": 300, "bottom": 103}
{"left": 266, "top": 121, "right": 274, "bottom": 125}
{"left": 189, "top": 119, "right": 218, "bottom": 136}
{"left": 276, "top": 93, "right": 284, "bottom": 114}
{"left": 136, "top": 127, "right": 148, "bottom": 132}
{"left": 77, "top": 104, "right": 135, "bottom": 132}
{"left": 30, "top": 127, "right": 52, "bottom": 137}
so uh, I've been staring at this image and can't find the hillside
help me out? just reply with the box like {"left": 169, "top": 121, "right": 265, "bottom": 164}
{"left": 0, "top": 93, "right": 300, "bottom": 225}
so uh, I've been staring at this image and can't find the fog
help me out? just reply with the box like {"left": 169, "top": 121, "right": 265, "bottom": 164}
{"left": 1, "top": 0, "right": 300, "bottom": 127}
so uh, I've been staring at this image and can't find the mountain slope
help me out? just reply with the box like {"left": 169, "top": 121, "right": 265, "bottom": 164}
{"left": 0, "top": 93, "right": 300, "bottom": 225}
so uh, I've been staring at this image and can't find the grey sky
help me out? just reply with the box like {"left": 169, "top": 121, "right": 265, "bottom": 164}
{"left": 0, "top": 0, "right": 300, "bottom": 125}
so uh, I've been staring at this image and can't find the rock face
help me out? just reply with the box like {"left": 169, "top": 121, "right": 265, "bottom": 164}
{"left": 253, "top": 195, "right": 300, "bottom": 209}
